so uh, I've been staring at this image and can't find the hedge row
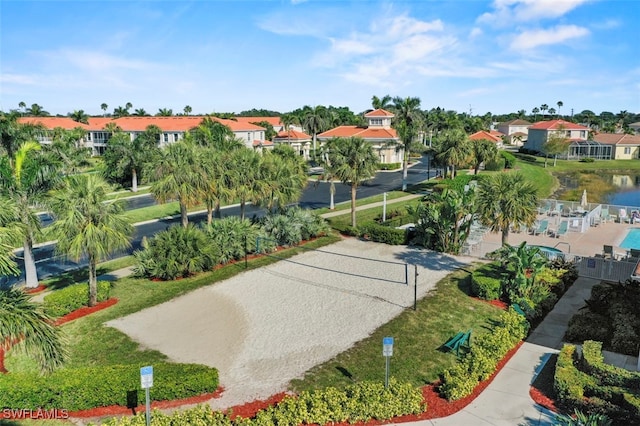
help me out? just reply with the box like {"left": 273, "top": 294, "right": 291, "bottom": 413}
{"left": 43, "top": 281, "right": 111, "bottom": 317}
{"left": 554, "top": 342, "right": 640, "bottom": 423}
{"left": 360, "top": 223, "right": 407, "bottom": 245}
{"left": 440, "top": 309, "right": 529, "bottom": 401}
{"left": 99, "top": 379, "right": 426, "bottom": 426}
{"left": 470, "top": 263, "right": 503, "bottom": 300}
{"left": 0, "top": 363, "right": 218, "bottom": 412}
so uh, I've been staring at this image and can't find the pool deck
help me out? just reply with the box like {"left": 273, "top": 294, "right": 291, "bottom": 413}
{"left": 479, "top": 214, "right": 640, "bottom": 259}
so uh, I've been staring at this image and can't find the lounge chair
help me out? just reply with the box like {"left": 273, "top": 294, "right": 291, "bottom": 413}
{"left": 552, "top": 221, "right": 569, "bottom": 238}
{"left": 600, "top": 208, "right": 610, "bottom": 223}
{"left": 533, "top": 219, "right": 549, "bottom": 236}
{"left": 603, "top": 245, "right": 614, "bottom": 259}
{"left": 618, "top": 209, "right": 630, "bottom": 223}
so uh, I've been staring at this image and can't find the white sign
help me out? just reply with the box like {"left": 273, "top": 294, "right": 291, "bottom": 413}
{"left": 140, "top": 366, "right": 153, "bottom": 389}
{"left": 383, "top": 337, "right": 394, "bottom": 357}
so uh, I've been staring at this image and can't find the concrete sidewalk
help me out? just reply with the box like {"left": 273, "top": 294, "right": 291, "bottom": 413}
{"left": 320, "top": 194, "right": 423, "bottom": 219}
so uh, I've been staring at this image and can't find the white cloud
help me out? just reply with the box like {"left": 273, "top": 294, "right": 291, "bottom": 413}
{"left": 330, "top": 38, "right": 375, "bottom": 55}
{"left": 593, "top": 18, "right": 621, "bottom": 30}
{"left": 510, "top": 25, "right": 589, "bottom": 49}
{"left": 478, "top": 0, "right": 590, "bottom": 24}
{"left": 469, "top": 27, "right": 483, "bottom": 38}
{"left": 0, "top": 73, "right": 38, "bottom": 85}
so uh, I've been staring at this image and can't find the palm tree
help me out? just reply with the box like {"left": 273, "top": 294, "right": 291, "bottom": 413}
{"left": 303, "top": 105, "right": 328, "bottom": 157}
{"left": 125, "top": 102, "right": 133, "bottom": 113}
{"left": 68, "top": 109, "right": 89, "bottom": 124}
{"left": 189, "top": 117, "right": 239, "bottom": 149}
{"left": 18, "top": 101, "right": 26, "bottom": 114}
{"left": 540, "top": 104, "right": 549, "bottom": 119}
{"left": 0, "top": 111, "right": 45, "bottom": 160}
{"left": 48, "top": 175, "right": 132, "bottom": 306}
{"left": 471, "top": 139, "right": 498, "bottom": 175}
{"left": 258, "top": 146, "right": 307, "bottom": 213}
{"left": 556, "top": 101, "right": 563, "bottom": 118}
{"left": 101, "top": 103, "right": 108, "bottom": 117}
{"left": 280, "top": 113, "right": 299, "bottom": 132}
{"left": 476, "top": 172, "right": 538, "bottom": 246}
{"left": 0, "top": 288, "right": 66, "bottom": 373}
{"left": 156, "top": 108, "right": 173, "bottom": 117}
{"left": 183, "top": 105, "right": 192, "bottom": 116}
{"left": 392, "top": 96, "right": 421, "bottom": 190}
{"left": 532, "top": 107, "right": 540, "bottom": 121}
{"left": 25, "top": 103, "right": 49, "bottom": 116}
{"left": 548, "top": 107, "right": 556, "bottom": 118}
{"left": 199, "top": 148, "right": 234, "bottom": 224}
{"left": 147, "top": 141, "right": 207, "bottom": 227}
{"left": 325, "top": 137, "right": 378, "bottom": 227}
{"left": 0, "top": 196, "right": 21, "bottom": 277}
{"left": 112, "top": 106, "right": 128, "bottom": 118}
{"left": 371, "top": 94, "right": 392, "bottom": 110}
{"left": 0, "top": 141, "right": 60, "bottom": 288}
{"left": 227, "top": 148, "right": 268, "bottom": 220}
{"left": 133, "top": 108, "right": 148, "bottom": 116}
{"left": 104, "top": 125, "right": 161, "bottom": 192}
{"left": 436, "top": 129, "right": 472, "bottom": 178}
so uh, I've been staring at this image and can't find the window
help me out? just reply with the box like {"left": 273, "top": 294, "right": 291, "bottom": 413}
{"left": 624, "top": 147, "right": 631, "bottom": 155}
{"left": 370, "top": 118, "right": 383, "bottom": 126}
{"left": 174, "top": 133, "right": 179, "bottom": 141}
{"left": 163, "top": 134, "right": 169, "bottom": 143}
{"left": 86, "top": 133, "right": 92, "bottom": 141}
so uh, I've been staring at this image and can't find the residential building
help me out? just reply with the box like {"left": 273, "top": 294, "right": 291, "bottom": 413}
{"left": 469, "top": 130, "right": 503, "bottom": 147}
{"left": 317, "top": 109, "right": 401, "bottom": 164}
{"left": 496, "top": 119, "right": 531, "bottom": 146}
{"left": 524, "top": 120, "right": 590, "bottom": 153}
{"left": 18, "top": 116, "right": 267, "bottom": 156}
{"left": 272, "top": 129, "right": 312, "bottom": 159}
{"left": 591, "top": 133, "right": 640, "bottom": 160}
{"left": 234, "top": 116, "right": 285, "bottom": 133}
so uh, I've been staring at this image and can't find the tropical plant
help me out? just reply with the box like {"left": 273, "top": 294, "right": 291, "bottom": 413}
{"left": 147, "top": 140, "right": 208, "bottom": 227}
{"left": 156, "top": 108, "right": 173, "bottom": 117}
{"left": 199, "top": 148, "right": 233, "bottom": 224}
{"left": 556, "top": 101, "right": 563, "bottom": 118}
{"left": 189, "top": 117, "right": 240, "bottom": 150}
{"left": 543, "top": 126, "right": 571, "bottom": 167}
{"left": 132, "top": 108, "right": 148, "bottom": 116}
{"left": 476, "top": 172, "right": 538, "bottom": 246}
{"left": 227, "top": 148, "right": 268, "bottom": 220}
{"left": 392, "top": 96, "right": 421, "bottom": 190}
{"left": 68, "top": 109, "right": 89, "bottom": 124}
{"left": 258, "top": 146, "right": 308, "bottom": 213}
{"left": 0, "top": 288, "right": 66, "bottom": 373}
{"left": 302, "top": 105, "right": 329, "bottom": 156}
{"left": 102, "top": 125, "right": 161, "bottom": 191}
{"left": 112, "top": 106, "right": 129, "bottom": 118}
{"left": 25, "top": 103, "right": 49, "bottom": 117}
{"left": 532, "top": 107, "right": 540, "bottom": 121}
{"left": 0, "top": 196, "right": 21, "bottom": 277}
{"left": 436, "top": 129, "right": 472, "bottom": 178}
{"left": 489, "top": 241, "right": 548, "bottom": 302}
{"left": 100, "top": 103, "right": 108, "bottom": 116}
{"left": 183, "top": 105, "right": 192, "bottom": 116}
{"left": 48, "top": 174, "right": 132, "bottom": 306}
{"left": 0, "top": 111, "right": 45, "bottom": 160}
{"left": 324, "top": 137, "right": 378, "bottom": 227}
{"left": 371, "top": 94, "right": 392, "bottom": 110}
{"left": 201, "top": 217, "right": 269, "bottom": 264}
{"left": 44, "top": 127, "right": 91, "bottom": 174}
{"left": 471, "top": 139, "right": 498, "bottom": 175}
{"left": 0, "top": 141, "right": 60, "bottom": 288}
{"left": 554, "top": 409, "right": 612, "bottom": 425}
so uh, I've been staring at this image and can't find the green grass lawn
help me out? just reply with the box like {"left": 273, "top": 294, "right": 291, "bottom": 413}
{"left": 313, "top": 190, "right": 411, "bottom": 215}
{"left": 289, "top": 264, "right": 504, "bottom": 391}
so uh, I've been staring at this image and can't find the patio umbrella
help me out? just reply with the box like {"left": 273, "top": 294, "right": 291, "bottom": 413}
{"left": 581, "top": 189, "right": 588, "bottom": 208}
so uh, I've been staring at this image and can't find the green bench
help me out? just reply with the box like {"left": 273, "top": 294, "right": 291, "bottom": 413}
{"left": 443, "top": 329, "right": 472, "bottom": 356}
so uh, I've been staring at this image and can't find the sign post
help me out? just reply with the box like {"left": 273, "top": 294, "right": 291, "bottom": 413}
{"left": 383, "top": 337, "right": 394, "bottom": 388}
{"left": 140, "top": 366, "right": 153, "bottom": 426}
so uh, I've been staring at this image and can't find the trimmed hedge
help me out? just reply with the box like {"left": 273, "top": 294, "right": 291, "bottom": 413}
{"left": 360, "top": 223, "right": 407, "bottom": 245}
{"left": 440, "top": 309, "right": 529, "bottom": 400}
{"left": 0, "top": 363, "right": 219, "bottom": 412}
{"left": 43, "top": 281, "right": 111, "bottom": 317}
{"left": 581, "top": 340, "right": 640, "bottom": 390}
{"left": 470, "top": 263, "right": 504, "bottom": 300}
{"left": 99, "top": 379, "right": 425, "bottom": 425}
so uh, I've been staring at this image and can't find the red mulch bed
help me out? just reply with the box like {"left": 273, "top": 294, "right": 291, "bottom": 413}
{"left": 54, "top": 298, "right": 119, "bottom": 326}
{"left": 25, "top": 284, "right": 48, "bottom": 294}
{"left": 530, "top": 386, "right": 558, "bottom": 413}
{"left": 225, "top": 392, "right": 289, "bottom": 419}
{"left": 472, "top": 297, "right": 509, "bottom": 310}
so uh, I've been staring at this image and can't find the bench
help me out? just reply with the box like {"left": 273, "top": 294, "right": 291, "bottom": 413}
{"left": 511, "top": 303, "right": 526, "bottom": 317}
{"left": 443, "top": 330, "right": 472, "bottom": 356}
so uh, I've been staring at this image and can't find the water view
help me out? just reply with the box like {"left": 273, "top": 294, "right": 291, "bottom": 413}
{"left": 556, "top": 172, "right": 640, "bottom": 208}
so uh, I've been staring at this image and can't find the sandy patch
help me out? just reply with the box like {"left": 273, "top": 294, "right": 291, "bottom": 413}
{"left": 106, "top": 238, "right": 471, "bottom": 409}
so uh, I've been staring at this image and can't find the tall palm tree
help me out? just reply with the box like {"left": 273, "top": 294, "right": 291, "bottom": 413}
{"left": 112, "top": 106, "right": 128, "bottom": 118}
{"left": 392, "top": 96, "right": 421, "bottom": 191}
{"left": 371, "top": 94, "right": 392, "bottom": 110}
{"left": 471, "top": 139, "right": 498, "bottom": 175}
{"left": 125, "top": 102, "right": 133, "bottom": 113}
{"left": 476, "top": 172, "right": 538, "bottom": 246}
{"left": 540, "top": 104, "right": 549, "bottom": 119}
{"left": 199, "top": 148, "right": 234, "bottom": 224}
{"left": 258, "top": 147, "right": 307, "bottom": 213}
{"left": 0, "top": 288, "right": 66, "bottom": 373}
{"left": 227, "top": 148, "right": 268, "bottom": 220}
{"left": 0, "top": 196, "right": 22, "bottom": 277}
{"left": 0, "top": 111, "right": 45, "bottom": 160}
{"left": 18, "top": 101, "right": 26, "bottom": 114}
{"left": 189, "top": 117, "right": 239, "bottom": 149}
{"left": 325, "top": 137, "right": 378, "bottom": 227}
{"left": 532, "top": 107, "right": 540, "bottom": 121}
{"left": 156, "top": 108, "right": 173, "bottom": 117}
{"left": 25, "top": 103, "right": 49, "bottom": 117}
{"left": 147, "top": 141, "right": 207, "bottom": 227}
{"left": 101, "top": 103, "right": 108, "bottom": 117}
{"left": 436, "top": 129, "right": 472, "bottom": 178}
{"left": 48, "top": 175, "right": 132, "bottom": 306}
{"left": 183, "top": 105, "right": 192, "bottom": 116}
{"left": 556, "top": 101, "right": 563, "bottom": 118}
{"left": 0, "top": 141, "right": 60, "bottom": 288}
{"left": 133, "top": 108, "right": 148, "bottom": 116}
{"left": 303, "top": 105, "right": 328, "bottom": 157}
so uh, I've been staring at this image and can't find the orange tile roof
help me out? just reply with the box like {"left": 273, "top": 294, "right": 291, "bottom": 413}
{"left": 18, "top": 116, "right": 90, "bottom": 130}
{"left": 318, "top": 126, "right": 398, "bottom": 140}
{"left": 252, "top": 140, "right": 274, "bottom": 147}
{"left": 499, "top": 119, "right": 531, "bottom": 126}
{"left": 364, "top": 108, "right": 395, "bottom": 118}
{"left": 489, "top": 130, "right": 504, "bottom": 137}
{"left": 529, "top": 119, "right": 589, "bottom": 131}
{"left": 591, "top": 133, "right": 640, "bottom": 145}
{"left": 273, "top": 129, "right": 311, "bottom": 140}
{"left": 469, "top": 131, "right": 501, "bottom": 142}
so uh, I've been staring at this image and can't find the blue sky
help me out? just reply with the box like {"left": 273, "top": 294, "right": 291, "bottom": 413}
{"left": 1, "top": 0, "right": 638, "bottom": 117}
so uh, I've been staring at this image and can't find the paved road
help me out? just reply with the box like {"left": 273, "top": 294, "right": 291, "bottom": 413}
{"left": 5, "top": 155, "right": 439, "bottom": 286}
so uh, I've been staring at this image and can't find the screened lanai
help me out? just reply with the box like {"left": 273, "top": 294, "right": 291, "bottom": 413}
{"left": 565, "top": 140, "right": 612, "bottom": 160}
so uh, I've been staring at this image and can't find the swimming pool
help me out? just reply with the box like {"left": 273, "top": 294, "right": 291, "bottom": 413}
{"left": 620, "top": 228, "right": 640, "bottom": 249}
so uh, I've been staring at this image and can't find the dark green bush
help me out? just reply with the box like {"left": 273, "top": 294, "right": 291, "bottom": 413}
{"left": 43, "top": 281, "right": 111, "bottom": 317}
{"left": 501, "top": 151, "right": 516, "bottom": 169}
{"left": 580, "top": 158, "right": 595, "bottom": 163}
{"left": 565, "top": 311, "right": 611, "bottom": 344}
{"left": 470, "top": 263, "right": 503, "bottom": 300}
{"left": 360, "top": 223, "right": 406, "bottom": 245}
{"left": 0, "top": 363, "right": 219, "bottom": 411}
{"left": 484, "top": 157, "right": 505, "bottom": 171}
{"left": 378, "top": 162, "right": 401, "bottom": 170}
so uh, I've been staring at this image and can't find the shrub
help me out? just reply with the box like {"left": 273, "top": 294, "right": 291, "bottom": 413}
{"left": 203, "top": 217, "right": 272, "bottom": 262}
{"left": 282, "top": 207, "right": 330, "bottom": 241}
{"left": 0, "top": 363, "right": 219, "bottom": 412}
{"left": 377, "top": 162, "right": 401, "bottom": 171}
{"left": 500, "top": 151, "right": 516, "bottom": 169}
{"left": 580, "top": 158, "right": 595, "bottom": 163}
{"left": 484, "top": 157, "right": 505, "bottom": 171}
{"left": 470, "top": 263, "right": 503, "bottom": 300}
{"left": 359, "top": 223, "right": 407, "bottom": 245}
{"left": 43, "top": 281, "right": 111, "bottom": 317}
{"left": 133, "top": 224, "right": 221, "bottom": 280}
{"left": 565, "top": 311, "right": 611, "bottom": 344}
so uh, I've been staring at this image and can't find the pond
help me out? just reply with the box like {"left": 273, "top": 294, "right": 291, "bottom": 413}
{"left": 555, "top": 172, "right": 640, "bottom": 208}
